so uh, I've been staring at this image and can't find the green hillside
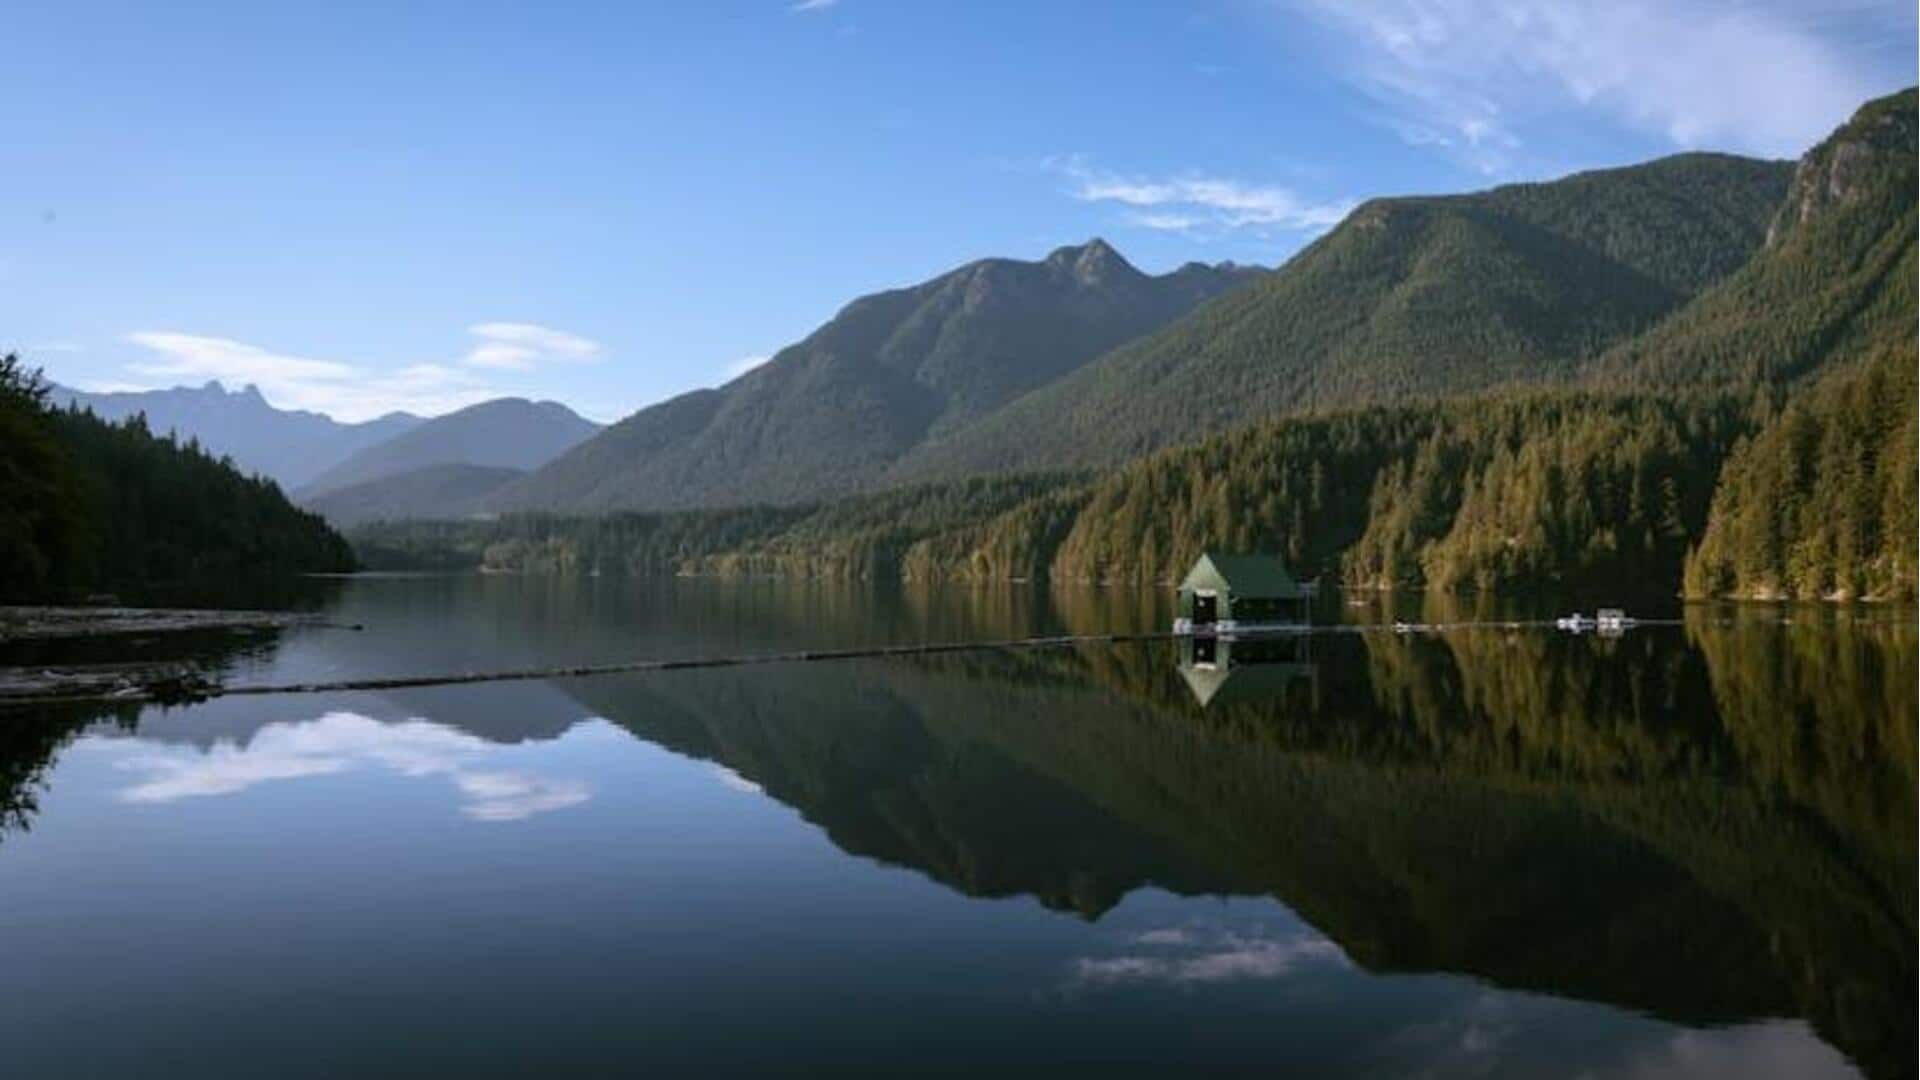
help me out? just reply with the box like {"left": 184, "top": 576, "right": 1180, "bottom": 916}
{"left": 898, "top": 392, "right": 1744, "bottom": 590}
{"left": 493, "top": 240, "right": 1259, "bottom": 512}
{"left": 892, "top": 152, "right": 1791, "bottom": 481}
{"left": 1684, "top": 338, "right": 1917, "bottom": 600}
{"left": 358, "top": 89, "right": 1916, "bottom": 601}
{"left": 303, "top": 463, "right": 529, "bottom": 528}
{"left": 1602, "top": 88, "right": 1916, "bottom": 390}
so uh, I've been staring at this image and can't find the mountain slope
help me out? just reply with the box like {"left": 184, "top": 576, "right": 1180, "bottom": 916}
{"left": 493, "top": 240, "right": 1262, "bottom": 512}
{"left": 304, "top": 464, "right": 527, "bottom": 527}
{"left": 300, "top": 397, "right": 599, "bottom": 496}
{"left": 892, "top": 153, "right": 1792, "bottom": 481}
{"left": 1600, "top": 88, "right": 1916, "bottom": 390}
{"left": 47, "top": 380, "right": 421, "bottom": 490}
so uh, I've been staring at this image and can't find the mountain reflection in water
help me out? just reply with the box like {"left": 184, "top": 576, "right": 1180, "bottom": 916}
{"left": 0, "top": 577, "right": 1908, "bottom": 1078}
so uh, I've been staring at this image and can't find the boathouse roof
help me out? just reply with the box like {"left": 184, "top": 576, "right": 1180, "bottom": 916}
{"left": 1179, "top": 552, "right": 1309, "bottom": 598}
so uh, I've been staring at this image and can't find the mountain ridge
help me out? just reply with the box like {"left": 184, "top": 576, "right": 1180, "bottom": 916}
{"left": 298, "top": 396, "right": 600, "bottom": 497}
{"left": 47, "top": 380, "right": 423, "bottom": 490}
{"left": 888, "top": 151, "right": 1795, "bottom": 484}
{"left": 491, "top": 240, "right": 1263, "bottom": 513}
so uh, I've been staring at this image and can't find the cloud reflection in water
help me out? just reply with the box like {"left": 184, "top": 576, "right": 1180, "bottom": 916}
{"left": 1070, "top": 925, "right": 1348, "bottom": 988}
{"left": 111, "top": 711, "right": 591, "bottom": 822}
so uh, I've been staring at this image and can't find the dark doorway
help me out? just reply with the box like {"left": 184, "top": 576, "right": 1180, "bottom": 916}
{"left": 1193, "top": 592, "right": 1217, "bottom": 625}
{"left": 1192, "top": 636, "right": 1216, "bottom": 665}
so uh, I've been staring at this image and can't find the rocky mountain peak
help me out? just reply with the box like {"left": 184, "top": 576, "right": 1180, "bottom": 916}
{"left": 1045, "top": 237, "right": 1141, "bottom": 286}
{"left": 1767, "top": 86, "right": 1916, "bottom": 247}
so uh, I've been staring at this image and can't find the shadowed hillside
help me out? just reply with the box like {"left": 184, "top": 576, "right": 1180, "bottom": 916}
{"left": 493, "top": 240, "right": 1260, "bottom": 512}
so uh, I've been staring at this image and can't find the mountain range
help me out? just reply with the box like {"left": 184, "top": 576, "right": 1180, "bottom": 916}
{"left": 489, "top": 241, "right": 1262, "bottom": 512}
{"left": 350, "top": 87, "right": 1915, "bottom": 602}
{"left": 47, "top": 381, "right": 423, "bottom": 490}
{"left": 43, "top": 381, "right": 601, "bottom": 518}
{"left": 482, "top": 141, "right": 1837, "bottom": 512}
{"left": 46, "top": 88, "right": 1916, "bottom": 573}
{"left": 894, "top": 152, "right": 1793, "bottom": 481}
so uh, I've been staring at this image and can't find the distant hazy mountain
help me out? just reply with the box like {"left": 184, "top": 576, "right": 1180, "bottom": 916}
{"left": 892, "top": 152, "right": 1795, "bottom": 482}
{"left": 299, "top": 397, "right": 600, "bottom": 497}
{"left": 493, "top": 239, "right": 1263, "bottom": 512}
{"left": 47, "top": 380, "right": 422, "bottom": 489}
{"left": 303, "top": 463, "right": 526, "bottom": 527}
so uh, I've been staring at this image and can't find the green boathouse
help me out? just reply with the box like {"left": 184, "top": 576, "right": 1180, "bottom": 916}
{"left": 1176, "top": 552, "right": 1315, "bottom": 630}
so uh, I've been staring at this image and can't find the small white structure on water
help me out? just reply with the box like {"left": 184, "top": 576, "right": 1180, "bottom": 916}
{"left": 1558, "top": 609, "right": 1633, "bottom": 634}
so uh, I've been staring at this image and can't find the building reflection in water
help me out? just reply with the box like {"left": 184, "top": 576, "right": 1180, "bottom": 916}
{"left": 1176, "top": 632, "right": 1317, "bottom": 710}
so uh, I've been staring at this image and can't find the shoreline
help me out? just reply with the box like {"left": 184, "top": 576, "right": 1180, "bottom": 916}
{"left": 0, "top": 606, "right": 345, "bottom": 645}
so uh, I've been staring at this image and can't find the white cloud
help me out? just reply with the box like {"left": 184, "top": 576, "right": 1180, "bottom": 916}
{"left": 1290, "top": 0, "right": 1901, "bottom": 171}
{"left": 71, "top": 380, "right": 155, "bottom": 394}
{"left": 454, "top": 770, "right": 592, "bottom": 822}
{"left": 462, "top": 322, "right": 602, "bottom": 370}
{"left": 123, "top": 331, "right": 500, "bottom": 420}
{"left": 121, "top": 323, "right": 603, "bottom": 420}
{"left": 1052, "top": 156, "right": 1356, "bottom": 234}
{"left": 1068, "top": 927, "right": 1346, "bottom": 988}
{"left": 791, "top": 0, "right": 838, "bottom": 11}
{"left": 111, "top": 711, "right": 591, "bottom": 822}
{"left": 1125, "top": 212, "right": 1205, "bottom": 232}
{"left": 463, "top": 343, "right": 541, "bottom": 370}
{"left": 1611, "top": 1021, "right": 1859, "bottom": 1080}
{"left": 710, "top": 764, "right": 765, "bottom": 794}
{"left": 724, "top": 354, "right": 771, "bottom": 380}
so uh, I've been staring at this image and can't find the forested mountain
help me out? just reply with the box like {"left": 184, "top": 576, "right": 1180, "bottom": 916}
{"left": 492, "top": 241, "right": 1261, "bottom": 512}
{"left": 356, "top": 88, "right": 1915, "bottom": 601}
{"left": 1684, "top": 338, "right": 1917, "bottom": 600}
{"left": 304, "top": 463, "right": 528, "bottom": 527}
{"left": 1601, "top": 87, "right": 1916, "bottom": 391}
{"left": 891, "top": 152, "right": 1792, "bottom": 481}
{"left": 1, "top": 356, "right": 354, "bottom": 604}
{"left": 354, "top": 473, "right": 1076, "bottom": 576}
{"left": 298, "top": 397, "right": 599, "bottom": 497}
{"left": 47, "top": 380, "right": 421, "bottom": 490}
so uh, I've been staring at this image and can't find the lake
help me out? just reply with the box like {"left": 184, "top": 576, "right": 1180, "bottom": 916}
{"left": 0, "top": 576, "right": 1911, "bottom": 1078}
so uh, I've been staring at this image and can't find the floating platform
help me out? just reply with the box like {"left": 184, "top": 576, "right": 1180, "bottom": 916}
{"left": 1173, "top": 618, "right": 1312, "bottom": 636}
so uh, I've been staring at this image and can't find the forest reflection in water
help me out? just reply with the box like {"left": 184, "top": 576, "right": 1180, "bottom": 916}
{"left": 0, "top": 577, "right": 1910, "bottom": 1078}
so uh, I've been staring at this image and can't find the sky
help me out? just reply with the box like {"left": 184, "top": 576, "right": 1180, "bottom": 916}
{"left": 1, "top": 1, "right": 1912, "bottom": 423}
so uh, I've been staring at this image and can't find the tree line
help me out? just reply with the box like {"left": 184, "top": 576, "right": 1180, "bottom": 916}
{"left": 0, "top": 354, "right": 355, "bottom": 605}
{"left": 352, "top": 380, "right": 1915, "bottom": 601}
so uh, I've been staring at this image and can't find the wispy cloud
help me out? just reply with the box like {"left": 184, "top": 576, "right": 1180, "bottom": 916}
{"left": 1288, "top": 0, "right": 1905, "bottom": 172}
{"left": 1067, "top": 926, "right": 1346, "bottom": 988}
{"left": 1051, "top": 156, "right": 1356, "bottom": 234}
{"left": 790, "top": 0, "right": 838, "bottom": 11}
{"left": 462, "top": 322, "right": 603, "bottom": 371}
{"left": 724, "top": 354, "right": 771, "bottom": 380}
{"left": 123, "top": 331, "right": 499, "bottom": 420}
{"left": 111, "top": 711, "right": 591, "bottom": 822}
{"left": 71, "top": 380, "right": 154, "bottom": 394}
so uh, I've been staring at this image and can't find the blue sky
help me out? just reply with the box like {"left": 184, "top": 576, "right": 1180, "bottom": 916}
{"left": 2, "top": 1, "right": 1912, "bottom": 422}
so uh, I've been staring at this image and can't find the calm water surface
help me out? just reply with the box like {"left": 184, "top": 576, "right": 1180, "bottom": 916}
{"left": 0, "top": 576, "right": 1912, "bottom": 1078}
